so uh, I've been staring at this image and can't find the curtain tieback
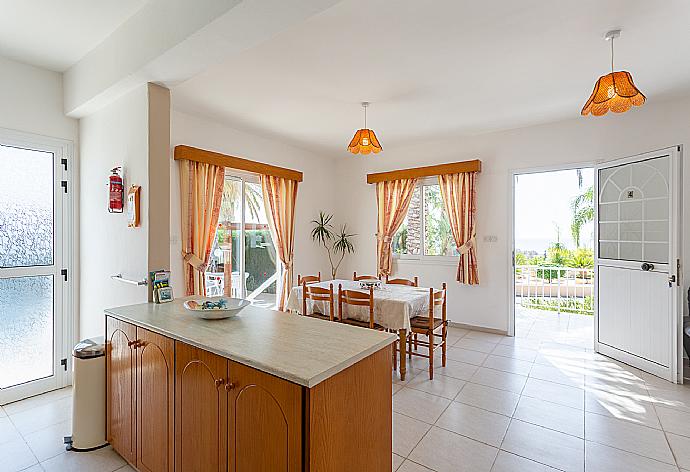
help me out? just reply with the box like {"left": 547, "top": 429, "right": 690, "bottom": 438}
{"left": 376, "top": 233, "right": 392, "bottom": 243}
{"left": 183, "top": 252, "right": 207, "bottom": 272}
{"left": 457, "top": 233, "right": 476, "bottom": 255}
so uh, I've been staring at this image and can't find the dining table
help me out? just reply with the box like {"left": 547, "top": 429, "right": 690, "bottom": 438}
{"left": 286, "top": 278, "right": 435, "bottom": 380}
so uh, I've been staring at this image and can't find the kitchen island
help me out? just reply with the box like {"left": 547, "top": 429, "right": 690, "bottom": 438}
{"left": 105, "top": 299, "right": 396, "bottom": 472}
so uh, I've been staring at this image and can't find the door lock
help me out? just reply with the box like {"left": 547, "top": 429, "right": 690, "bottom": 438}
{"left": 669, "top": 274, "right": 677, "bottom": 287}
{"left": 641, "top": 263, "right": 654, "bottom": 271}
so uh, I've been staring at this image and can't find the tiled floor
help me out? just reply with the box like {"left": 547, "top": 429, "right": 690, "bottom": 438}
{"left": 3, "top": 310, "right": 689, "bottom": 472}
{"left": 393, "top": 320, "right": 690, "bottom": 472}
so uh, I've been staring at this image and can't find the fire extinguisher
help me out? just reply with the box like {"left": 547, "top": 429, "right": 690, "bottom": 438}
{"left": 108, "top": 167, "right": 124, "bottom": 213}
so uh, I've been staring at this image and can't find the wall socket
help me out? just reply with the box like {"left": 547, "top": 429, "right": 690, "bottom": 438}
{"left": 483, "top": 235, "right": 498, "bottom": 243}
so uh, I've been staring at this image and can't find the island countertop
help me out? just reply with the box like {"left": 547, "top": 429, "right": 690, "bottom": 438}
{"left": 105, "top": 299, "right": 396, "bottom": 388}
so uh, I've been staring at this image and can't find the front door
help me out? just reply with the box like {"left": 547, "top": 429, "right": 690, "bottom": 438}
{"left": 0, "top": 130, "right": 72, "bottom": 404}
{"left": 595, "top": 146, "right": 682, "bottom": 382}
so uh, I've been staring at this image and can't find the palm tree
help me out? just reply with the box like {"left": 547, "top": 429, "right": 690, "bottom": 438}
{"left": 570, "top": 186, "right": 594, "bottom": 248}
{"left": 219, "top": 180, "right": 263, "bottom": 223}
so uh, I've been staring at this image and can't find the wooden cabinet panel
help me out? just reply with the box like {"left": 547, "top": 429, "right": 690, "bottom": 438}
{"left": 136, "top": 328, "right": 174, "bottom": 472}
{"left": 175, "top": 341, "right": 228, "bottom": 472}
{"left": 106, "top": 317, "right": 137, "bottom": 465}
{"left": 308, "top": 346, "right": 392, "bottom": 472}
{"left": 228, "top": 360, "right": 303, "bottom": 472}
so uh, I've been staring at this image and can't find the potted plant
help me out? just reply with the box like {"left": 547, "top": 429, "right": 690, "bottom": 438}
{"left": 310, "top": 211, "right": 355, "bottom": 279}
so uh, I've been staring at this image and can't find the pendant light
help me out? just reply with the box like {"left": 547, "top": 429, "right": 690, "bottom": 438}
{"left": 348, "top": 102, "right": 382, "bottom": 155}
{"left": 581, "top": 29, "right": 645, "bottom": 116}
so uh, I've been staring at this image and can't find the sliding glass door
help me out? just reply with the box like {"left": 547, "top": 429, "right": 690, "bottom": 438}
{"left": 206, "top": 172, "right": 279, "bottom": 307}
{"left": 0, "top": 131, "right": 72, "bottom": 404}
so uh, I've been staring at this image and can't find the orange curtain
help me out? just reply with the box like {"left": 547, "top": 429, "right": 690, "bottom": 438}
{"left": 438, "top": 172, "right": 479, "bottom": 284}
{"left": 180, "top": 160, "right": 225, "bottom": 296}
{"left": 375, "top": 178, "right": 418, "bottom": 278}
{"left": 261, "top": 175, "right": 299, "bottom": 311}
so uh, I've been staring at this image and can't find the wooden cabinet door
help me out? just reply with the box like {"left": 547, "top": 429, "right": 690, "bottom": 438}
{"left": 106, "top": 316, "right": 137, "bottom": 465}
{"left": 136, "top": 327, "right": 174, "bottom": 472}
{"left": 175, "top": 341, "right": 228, "bottom": 472}
{"left": 228, "top": 360, "right": 303, "bottom": 472}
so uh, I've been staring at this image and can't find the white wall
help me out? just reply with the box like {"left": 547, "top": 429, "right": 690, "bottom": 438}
{"left": 335, "top": 97, "right": 690, "bottom": 332}
{"left": 80, "top": 84, "right": 170, "bottom": 338}
{"left": 0, "top": 56, "right": 78, "bottom": 140}
{"left": 170, "top": 110, "right": 339, "bottom": 298}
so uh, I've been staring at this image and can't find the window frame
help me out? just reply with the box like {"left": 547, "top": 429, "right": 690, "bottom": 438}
{"left": 393, "top": 176, "right": 459, "bottom": 266}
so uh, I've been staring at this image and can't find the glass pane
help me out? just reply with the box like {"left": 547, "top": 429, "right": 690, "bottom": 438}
{"left": 392, "top": 186, "right": 421, "bottom": 255}
{"left": 423, "top": 184, "right": 458, "bottom": 256}
{"left": 0, "top": 276, "right": 54, "bottom": 388}
{"left": 620, "top": 222, "right": 642, "bottom": 242}
{"left": 207, "top": 178, "right": 242, "bottom": 297}
{"left": 599, "top": 242, "right": 618, "bottom": 259}
{"left": 0, "top": 145, "right": 54, "bottom": 268}
{"left": 243, "top": 181, "right": 277, "bottom": 308}
{"left": 644, "top": 242, "right": 668, "bottom": 263}
{"left": 620, "top": 242, "right": 642, "bottom": 261}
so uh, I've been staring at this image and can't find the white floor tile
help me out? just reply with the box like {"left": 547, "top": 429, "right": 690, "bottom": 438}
{"left": 9, "top": 396, "right": 72, "bottom": 436}
{"left": 24, "top": 419, "right": 71, "bottom": 462}
{"left": 0, "top": 416, "right": 22, "bottom": 446}
{"left": 41, "top": 446, "right": 125, "bottom": 472}
{"left": 407, "top": 373, "right": 466, "bottom": 400}
{"left": 433, "top": 359, "right": 479, "bottom": 381}
{"left": 585, "top": 440, "right": 679, "bottom": 472}
{"left": 393, "top": 387, "right": 451, "bottom": 424}
{"left": 114, "top": 466, "right": 137, "bottom": 472}
{"left": 409, "top": 426, "right": 498, "bottom": 472}
{"left": 435, "top": 402, "right": 509, "bottom": 447}
{"left": 469, "top": 368, "right": 527, "bottom": 394}
{"left": 463, "top": 332, "right": 505, "bottom": 344}
{"left": 584, "top": 411, "right": 675, "bottom": 464}
{"left": 490, "top": 451, "right": 560, "bottom": 471}
{"left": 667, "top": 432, "right": 690, "bottom": 470}
{"left": 584, "top": 389, "right": 660, "bottom": 429}
{"left": 646, "top": 384, "right": 690, "bottom": 414}
{"left": 529, "top": 363, "right": 584, "bottom": 388}
{"left": 522, "top": 378, "right": 584, "bottom": 409}
{"left": 501, "top": 419, "right": 584, "bottom": 472}
{"left": 397, "top": 460, "right": 435, "bottom": 471}
{"left": 454, "top": 383, "right": 520, "bottom": 417}
{"left": 0, "top": 437, "right": 39, "bottom": 472}
{"left": 394, "top": 412, "right": 432, "bottom": 457}
{"left": 657, "top": 405, "right": 690, "bottom": 437}
{"left": 455, "top": 338, "right": 498, "bottom": 353}
{"left": 514, "top": 396, "right": 584, "bottom": 438}
{"left": 393, "top": 453, "right": 405, "bottom": 471}
{"left": 482, "top": 355, "right": 533, "bottom": 376}
{"left": 490, "top": 344, "right": 538, "bottom": 362}
{"left": 3, "top": 388, "right": 72, "bottom": 417}
{"left": 446, "top": 347, "right": 489, "bottom": 366}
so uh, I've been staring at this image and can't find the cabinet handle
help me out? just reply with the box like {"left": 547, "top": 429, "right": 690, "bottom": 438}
{"left": 128, "top": 340, "right": 137, "bottom": 347}
{"left": 224, "top": 382, "right": 235, "bottom": 391}
{"left": 214, "top": 378, "right": 225, "bottom": 388}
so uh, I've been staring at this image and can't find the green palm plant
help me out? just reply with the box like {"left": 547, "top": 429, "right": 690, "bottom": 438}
{"left": 570, "top": 186, "right": 594, "bottom": 248}
{"left": 311, "top": 211, "right": 356, "bottom": 279}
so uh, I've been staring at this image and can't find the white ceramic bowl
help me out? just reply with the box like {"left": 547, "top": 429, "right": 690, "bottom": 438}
{"left": 183, "top": 297, "right": 250, "bottom": 320}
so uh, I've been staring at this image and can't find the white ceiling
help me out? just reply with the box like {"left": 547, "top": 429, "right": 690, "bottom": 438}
{"left": 172, "top": 0, "right": 690, "bottom": 158}
{"left": 0, "top": 0, "right": 146, "bottom": 71}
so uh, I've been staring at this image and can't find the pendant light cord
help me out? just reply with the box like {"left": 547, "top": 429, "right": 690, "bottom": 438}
{"left": 364, "top": 104, "right": 367, "bottom": 129}
{"left": 610, "top": 36, "right": 615, "bottom": 74}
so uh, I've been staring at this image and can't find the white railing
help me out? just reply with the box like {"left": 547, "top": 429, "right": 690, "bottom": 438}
{"left": 515, "top": 265, "right": 594, "bottom": 315}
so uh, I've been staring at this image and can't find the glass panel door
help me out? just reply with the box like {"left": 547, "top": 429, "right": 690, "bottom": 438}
{"left": 0, "top": 140, "right": 68, "bottom": 404}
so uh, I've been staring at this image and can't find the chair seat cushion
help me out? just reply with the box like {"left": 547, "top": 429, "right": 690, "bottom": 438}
{"left": 410, "top": 316, "right": 444, "bottom": 331}
{"left": 341, "top": 318, "right": 383, "bottom": 330}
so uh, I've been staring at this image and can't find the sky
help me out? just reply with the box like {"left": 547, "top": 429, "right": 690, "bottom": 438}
{"left": 514, "top": 168, "right": 594, "bottom": 254}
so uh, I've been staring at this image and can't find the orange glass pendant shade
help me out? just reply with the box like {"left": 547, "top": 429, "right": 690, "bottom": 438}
{"left": 581, "top": 71, "right": 645, "bottom": 116}
{"left": 348, "top": 128, "right": 382, "bottom": 154}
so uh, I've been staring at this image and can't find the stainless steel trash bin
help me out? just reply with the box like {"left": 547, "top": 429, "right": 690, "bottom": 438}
{"left": 65, "top": 336, "right": 107, "bottom": 451}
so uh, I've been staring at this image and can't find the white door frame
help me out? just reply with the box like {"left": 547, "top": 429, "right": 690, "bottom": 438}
{"left": 0, "top": 128, "right": 74, "bottom": 404}
{"left": 508, "top": 162, "right": 595, "bottom": 337}
{"left": 594, "top": 146, "right": 683, "bottom": 383}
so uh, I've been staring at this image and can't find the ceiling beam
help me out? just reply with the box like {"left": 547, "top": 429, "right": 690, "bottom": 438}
{"left": 174, "top": 145, "right": 303, "bottom": 182}
{"left": 366, "top": 160, "right": 482, "bottom": 184}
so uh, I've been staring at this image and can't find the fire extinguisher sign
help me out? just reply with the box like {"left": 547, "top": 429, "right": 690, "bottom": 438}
{"left": 108, "top": 166, "right": 124, "bottom": 213}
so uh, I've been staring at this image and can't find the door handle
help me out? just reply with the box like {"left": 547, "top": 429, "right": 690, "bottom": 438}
{"left": 641, "top": 263, "right": 654, "bottom": 271}
{"left": 224, "top": 381, "right": 236, "bottom": 392}
{"left": 214, "top": 378, "right": 225, "bottom": 388}
{"left": 669, "top": 274, "right": 677, "bottom": 287}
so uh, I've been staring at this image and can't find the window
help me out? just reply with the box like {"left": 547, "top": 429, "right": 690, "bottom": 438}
{"left": 392, "top": 179, "right": 458, "bottom": 260}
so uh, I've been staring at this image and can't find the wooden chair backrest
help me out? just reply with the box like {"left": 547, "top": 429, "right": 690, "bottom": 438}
{"left": 427, "top": 282, "right": 447, "bottom": 330}
{"left": 338, "top": 284, "right": 375, "bottom": 328}
{"left": 385, "top": 275, "right": 419, "bottom": 287}
{"left": 302, "top": 282, "right": 334, "bottom": 321}
{"left": 353, "top": 271, "right": 377, "bottom": 281}
{"left": 298, "top": 272, "right": 321, "bottom": 285}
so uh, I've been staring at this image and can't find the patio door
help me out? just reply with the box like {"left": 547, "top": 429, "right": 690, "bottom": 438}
{"left": 595, "top": 146, "right": 682, "bottom": 382}
{"left": 0, "top": 131, "right": 72, "bottom": 404}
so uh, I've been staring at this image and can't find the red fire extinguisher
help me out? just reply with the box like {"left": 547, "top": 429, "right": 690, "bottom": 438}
{"left": 108, "top": 167, "right": 124, "bottom": 213}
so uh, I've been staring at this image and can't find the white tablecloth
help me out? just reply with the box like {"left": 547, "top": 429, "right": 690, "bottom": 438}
{"left": 286, "top": 279, "right": 435, "bottom": 332}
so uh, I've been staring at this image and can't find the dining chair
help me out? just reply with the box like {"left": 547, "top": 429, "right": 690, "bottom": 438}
{"left": 302, "top": 281, "right": 335, "bottom": 321}
{"left": 407, "top": 283, "right": 447, "bottom": 380}
{"left": 385, "top": 275, "right": 419, "bottom": 287}
{"left": 338, "top": 284, "right": 383, "bottom": 330}
{"left": 298, "top": 272, "right": 321, "bottom": 285}
{"left": 353, "top": 271, "right": 378, "bottom": 281}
